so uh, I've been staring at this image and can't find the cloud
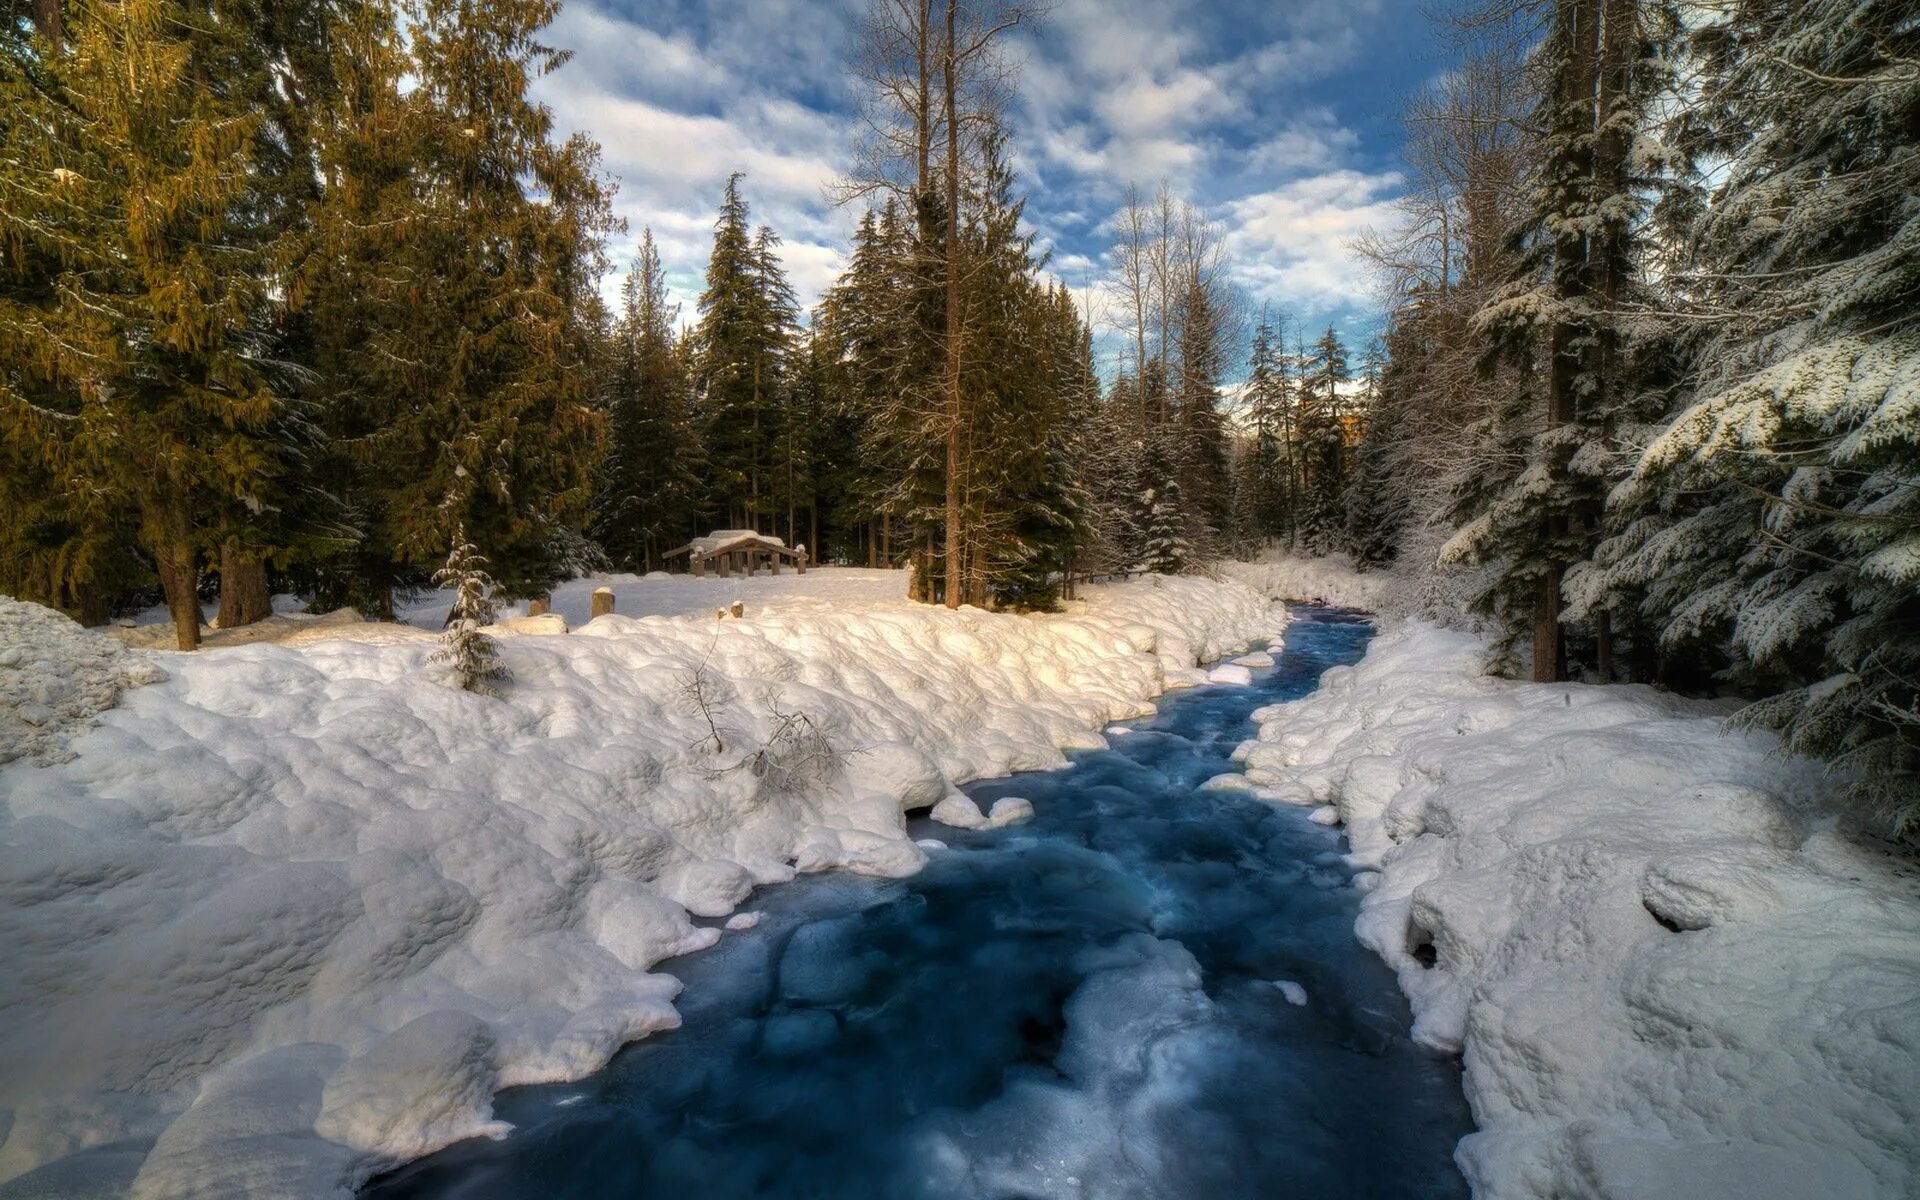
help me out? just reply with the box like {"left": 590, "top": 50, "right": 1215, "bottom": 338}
{"left": 1223, "top": 169, "right": 1403, "bottom": 314}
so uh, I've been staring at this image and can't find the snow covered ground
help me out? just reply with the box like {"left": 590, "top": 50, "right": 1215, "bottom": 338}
{"left": 0, "top": 569, "right": 1282, "bottom": 1200}
{"left": 1237, "top": 623, "right": 1920, "bottom": 1200}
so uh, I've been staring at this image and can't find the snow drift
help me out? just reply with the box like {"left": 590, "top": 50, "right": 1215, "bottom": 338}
{"left": 1238, "top": 623, "right": 1920, "bottom": 1200}
{"left": 0, "top": 572, "right": 1278, "bottom": 1200}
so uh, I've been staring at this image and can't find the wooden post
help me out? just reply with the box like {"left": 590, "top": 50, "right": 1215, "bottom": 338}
{"left": 692, "top": 555, "right": 705, "bottom": 578}
{"left": 590, "top": 588, "right": 614, "bottom": 620}
{"left": 797, "top": 546, "right": 808, "bottom": 575}
{"left": 730, "top": 600, "right": 744, "bottom": 619}
{"left": 528, "top": 595, "right": 549, "bottom": 617}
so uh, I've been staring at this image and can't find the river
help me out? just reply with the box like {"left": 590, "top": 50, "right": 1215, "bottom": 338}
{"left": 365, "top": 604, "right": 1470, "bottom": 1199}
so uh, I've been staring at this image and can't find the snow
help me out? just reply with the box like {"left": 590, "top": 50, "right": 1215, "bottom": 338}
{"left": 1237, "top": 622, "right": 1920, "bottom": 1200}
{"left": 0, "top": 568, "right": 1280, "bottom": 1199}
{"left": 1206, "top": 663, "right": 1254, "bottom": 686}
{"left": 1221, "top": 553, "right": 1403, "bottom": 614}
{"left": 0, "top": 597, "right": 166, "bottom": 766}
{"left": 1270, "top": 981, "right": 1309, "bottom": 1007}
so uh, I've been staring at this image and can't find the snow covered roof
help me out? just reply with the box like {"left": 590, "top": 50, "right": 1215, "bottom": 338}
{"left": 666, "top": 530, "right": 796, "bottom": 558}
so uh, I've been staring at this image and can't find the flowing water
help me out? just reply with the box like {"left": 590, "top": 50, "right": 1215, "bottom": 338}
{"left": 365, "top": 605, "right": 1471, "bottom": 1200}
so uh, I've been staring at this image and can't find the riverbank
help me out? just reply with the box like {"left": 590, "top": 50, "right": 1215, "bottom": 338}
{"left": 1239, "top": 622, "right": 1920, "bottom": 1200}
{"left": 0, "top": 571, "right": 1279, "bottom": 1199}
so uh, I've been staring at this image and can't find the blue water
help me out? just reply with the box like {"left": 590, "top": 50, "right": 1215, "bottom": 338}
{"left": 364, "top": 606, "right": 1470, "bottom": 1200}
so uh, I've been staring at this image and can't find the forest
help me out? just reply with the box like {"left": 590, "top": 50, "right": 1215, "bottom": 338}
{"left": 1, "top": 0, "right": 1915, "bottom": 827}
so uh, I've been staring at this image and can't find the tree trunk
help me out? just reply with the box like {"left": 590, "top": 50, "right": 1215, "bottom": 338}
{"left": 941, "top": 0, "right": 964, "bottom": 610}
{"left": 154, "top": 545, "right": 202, "bottom": 651}
{"left": 217, "top": 542, "right": 273, "bottom": 629}
{"left": 1531, "top": 570, "right": 1561, "bottom": 683}
{"left": 30, "top": 0, "right": 60, "bottom": 44}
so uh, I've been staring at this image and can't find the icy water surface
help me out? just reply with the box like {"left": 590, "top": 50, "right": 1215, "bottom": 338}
{"left": 365, "top": 606, "right": 1471, "bottom": 1200}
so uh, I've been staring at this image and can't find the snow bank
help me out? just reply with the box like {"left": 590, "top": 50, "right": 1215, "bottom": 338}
{"left": 0, "top": 571, "right": 1276, "bottom": 1199}
{"left": 1237, "top": 624, "right": 1920, "bottom": 1200}
{"left": 1220, "top": 553, "right": 1402, "bottom": 614}
{"left": 0, "top": 596, "right": 165, "bottom": 767}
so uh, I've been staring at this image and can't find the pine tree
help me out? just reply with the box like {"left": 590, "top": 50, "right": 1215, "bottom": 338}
{"left": 0, "top": 0, "right": 291, "bottom": 649}
{"left": 1343, "top": 341, "right": 1401, "bottom": 569}
{"left": 306, "top": 0, "right": 614, "bottom": 605}
{"left": 431, "top": 526, "right": 509, "bottom": 695}
{"left": 592, "top": 231, "right": 701, "bottom": 572}
{"left": 691, "top": 175, "right": 797, "bottom": 533}
{"left": 1585, "top": 0, "right": 1920, "bottom": 826}
{"left": 1243, "top": 320, "right": 1292, "bottom": 546}
{"left": 1297, "top": 327, "right": 1350, "bottom": 555}
{"left": 1447, "top": 0, "right": 1677, "bottom": 680}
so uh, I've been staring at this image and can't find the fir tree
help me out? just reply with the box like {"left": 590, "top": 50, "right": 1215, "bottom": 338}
{"left": 431, "top": 526, "right": 509, "bottom": 695}
{"left": 0, "top": 0, "right": 290, "bottom": 649}
{"left": 592, "top": 231, "right": 701, "bottom": 572}
{"left": 1584, "top": 0, "right": 1920, "bottom": 826}
{"left": 1297, "top": 327, "right": 1350, "bottom": 555}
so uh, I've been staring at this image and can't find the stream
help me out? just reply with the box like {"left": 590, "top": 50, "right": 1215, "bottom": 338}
{"left": 364, "top": 604, "right": 1471, "bottom": 1199}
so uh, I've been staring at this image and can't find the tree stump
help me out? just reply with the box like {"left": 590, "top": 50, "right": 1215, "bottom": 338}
{"left": 528, "top": 596, "right": 550, "bottom": 617}
{"left": 591, "top": 588, "right": 614, "bottom": 619}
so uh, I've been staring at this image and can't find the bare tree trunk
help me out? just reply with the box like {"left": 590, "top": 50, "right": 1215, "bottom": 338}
{"left": 941, "top": 0, "right": 964, "bottom": 609}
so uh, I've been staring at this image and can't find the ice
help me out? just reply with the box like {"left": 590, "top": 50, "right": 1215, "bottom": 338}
{"left": 1241, "top": 621, "right": 1920, "bottom": 1200}
{"left": 1270, "top": 981, "right": 1309, "bottom": 1006}
{"left": 0, "top": 569, "right": 1283, "bottom": 1196}
{"left": 723, "top": 911, "right": 762, "bottom": 932}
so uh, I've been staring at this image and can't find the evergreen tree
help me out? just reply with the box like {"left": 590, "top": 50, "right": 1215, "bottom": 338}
{"left": 691, "top": 175, "right": 797, "bottom": 533}
{"left": 1297, "top": 326, "right": 1350, "bottom": 555}
{"left": 1583, "top": 0, "right": 1920, "bottom": 825}
{"left": 307, "top": 0, "right": 614, "bottom": 606}
{"left": 1446, "top": 0, "right": 1677, "bottom": 680}
{"left": 0, "top": 0, "right": 291, "bottom": 649}
{"left": 592, "top": 231, "right": 701, "bottom": 572}
{"left": 1343, "top": 341, "right": 1400, "bottom": 569}
{"left": 431, "top": 526, "right": 508, "bottom": 695}
{"left": 1243, "top": 320, "right": 1293, "bottom": 546}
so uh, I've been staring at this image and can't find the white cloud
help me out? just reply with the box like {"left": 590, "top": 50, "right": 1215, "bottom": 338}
{"left": 1223, "top": 169, "right": 1403, "bottom": 314}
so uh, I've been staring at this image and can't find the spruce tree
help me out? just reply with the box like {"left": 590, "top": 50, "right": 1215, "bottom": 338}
{"left": 592, "top": 231, "right": 701, "bottom": 572}
{"left": 1587, "top": 0, "right": 1920, "bottom": 826}
{"left": 0, "top": 0, "right": 289, "bottom": 649}
{"left": 307, "top": 0, "right": 614, "bottom": 604}
{"left": 431, "top": 526, "right": 509, "bottom": 695}
{"left": 1297, "top": 327, "right": 1350, "bottom": 556}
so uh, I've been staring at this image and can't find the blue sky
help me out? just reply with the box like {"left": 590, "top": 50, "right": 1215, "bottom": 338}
{"left": 535, "top": 0, "right": 1451, "bottom": 376}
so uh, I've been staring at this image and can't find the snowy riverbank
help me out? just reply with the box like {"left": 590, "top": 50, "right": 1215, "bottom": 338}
{"left": 1238, "top": 623, "right": 1920, "bottom": 1200}
{"left": 0, "top": 570, "right": 1280, "bottom": 1199}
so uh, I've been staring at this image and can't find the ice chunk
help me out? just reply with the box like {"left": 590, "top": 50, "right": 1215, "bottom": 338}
{"left": 986, "top": 797, "right": 1034, "bottom": 827}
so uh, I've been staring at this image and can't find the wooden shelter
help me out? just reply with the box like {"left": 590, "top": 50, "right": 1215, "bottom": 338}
{"left": 663, "top": 530, "right": 808, "bottom": 577}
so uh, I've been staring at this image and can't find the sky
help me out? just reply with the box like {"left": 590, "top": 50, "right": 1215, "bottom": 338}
{"left": 534, "top": 0, "right": 1455, "bottom": 377}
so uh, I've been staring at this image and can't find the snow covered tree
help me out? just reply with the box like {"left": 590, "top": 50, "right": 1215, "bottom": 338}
{"left": 431, "top": 527, "right": 509, "bottom": 696}
{"left": 1580, "top": 0, "right": 1920, "bottom": 827}
{"left": 1445, "top": 0, "right": 1678, "bottom": 680}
